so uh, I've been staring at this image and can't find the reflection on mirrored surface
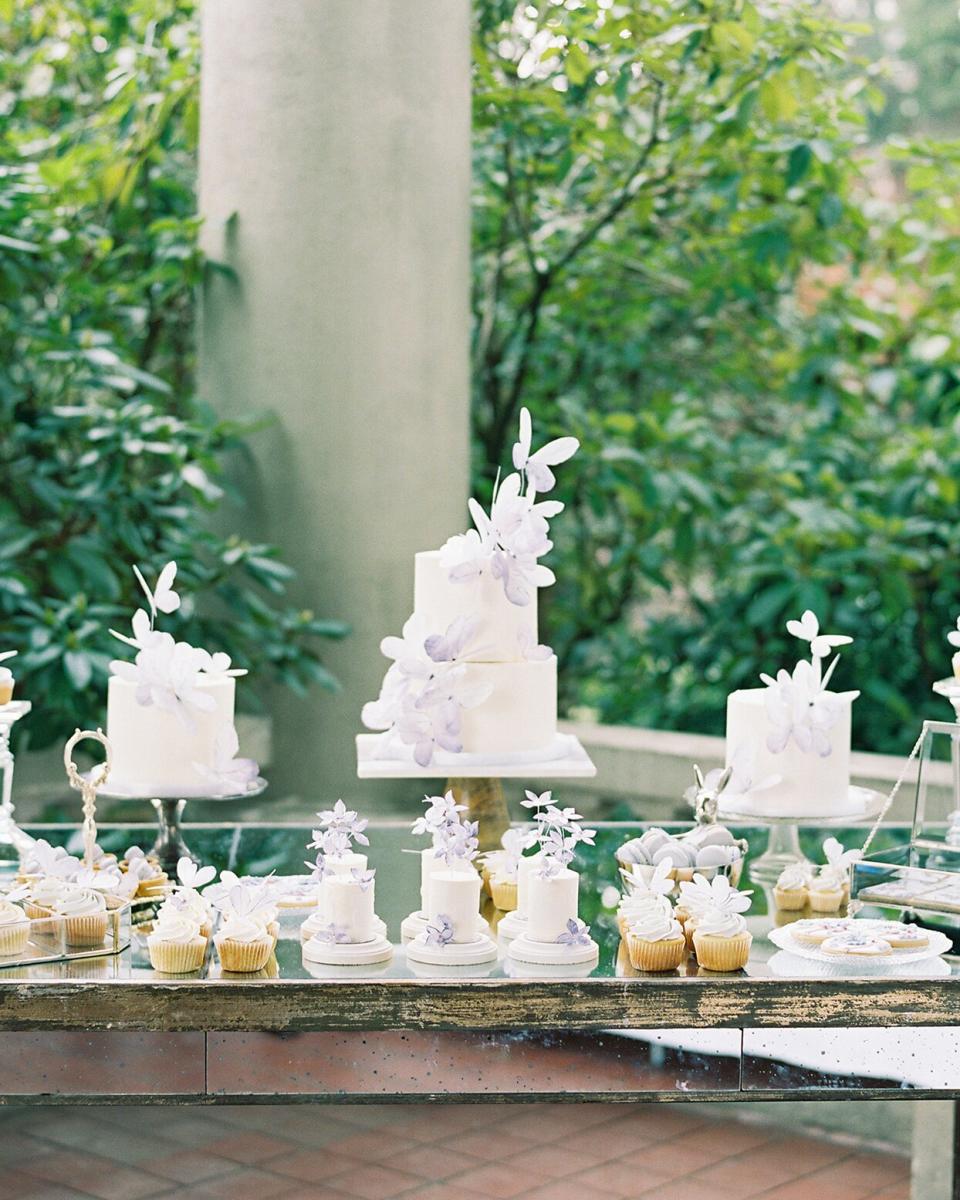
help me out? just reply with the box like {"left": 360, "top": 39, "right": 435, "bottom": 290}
{"left": 1, "top": 819, "right": 955, "bottom": 984}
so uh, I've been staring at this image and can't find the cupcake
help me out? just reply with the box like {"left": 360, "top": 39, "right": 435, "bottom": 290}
{"left": 0, "top": 899, "right": 29, "bottom": 956}
{"left": 820, "top": 837, "right": 861, "bottom": 903}
{"left": 773, "top": 864, "right": 810, "bottom": 911}
{"left": 692, "top": 909, "right": 752, "bottom": 971}
{"left": 490, "top": 874, "right": 518, "bottom": 911}
{"left": 26, "top": 877, "right": 71, "bottom": 936}
{"left": 55, "top": 887, "right": 109, "bottom": 947}
{"left": 148, "top": 906, "right": 207, "bottom": 973}
{"left": 214, "top": 914, "right": 273, "bottom": 972}
{"left": 0, "top": 667, "right": 14, "bottom": 707}
{"left": 166, "top": 888, "right": 213, "bottom": 940}
{"left": 808, "top": 873, "right": 844, "bottom": 912}
{"left": 626, "top": 910, "right": 687, "bottom": 972}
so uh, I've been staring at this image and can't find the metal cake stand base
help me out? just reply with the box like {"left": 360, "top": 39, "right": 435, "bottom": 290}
{"left": 96, "top": 779, "right": 267, "bottom": 874}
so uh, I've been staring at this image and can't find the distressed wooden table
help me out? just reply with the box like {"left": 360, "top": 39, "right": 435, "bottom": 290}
{"left": 0, "top": 820, "right": 958, "bottom": 1108}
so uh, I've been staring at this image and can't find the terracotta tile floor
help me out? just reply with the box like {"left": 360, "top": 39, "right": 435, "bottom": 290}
{"left": 0, "top": 1103, "right": 911, "bottom": 1200}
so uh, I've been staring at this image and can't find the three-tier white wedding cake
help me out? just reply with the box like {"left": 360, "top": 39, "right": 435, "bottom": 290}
{"left": 361, "top": 408, "right": 577, "bottom": 767}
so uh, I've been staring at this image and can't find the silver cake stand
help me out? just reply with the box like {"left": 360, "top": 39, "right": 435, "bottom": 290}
{"left": 95, "top": 778, "right": 267, "bottom": 874}
{"left": 0, "top": 702, "right": 35, "bottom": 872}
{"left": 710, "top": 786, "right": 886, "bottom": 885}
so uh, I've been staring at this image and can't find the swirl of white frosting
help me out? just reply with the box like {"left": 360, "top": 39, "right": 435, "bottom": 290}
{"left": 809, "top": 873, "right": 842, "bottom": 894}
{"left": 151, "top": 908, "right": 202, "bottom": 943}
{"left": 619, "top": 893, "right": 671, "bottom": 921}
{"left": 173, "top": 888, "right": 211, "bottom": 924}
{"left": 696, "top": 908, "right": 747, "bottom": 937}
{"left": 629, "top": 911, "right": 684, "bottom": 942}
{"left": 776, "top": 865, "right": 810, "bottom": 890}
{"left": 217, "top": 915, "right": 266, "bottom": 943}
{"left": 0, "top": 900, "right": 26, "bottom": 926}
{"left": 818, "top": 865, "right": 849, "bottom": 889}
{"left": 54, "top": 888, "right": 106, "bottom": 917}
{"left": 30, "top": 878, "right": 69, "bottom": 909}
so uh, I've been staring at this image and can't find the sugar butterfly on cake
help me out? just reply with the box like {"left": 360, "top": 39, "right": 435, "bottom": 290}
{"left": 360, "top": 408, "right": 582, "bottom": 768}
{"left": 406, "top": 800, "right": 498, "bottom": 966}
{"left": 506, "top": 790, "right": 599, "bottom": 967}
{"left": 722, "top": 609, "right": 862, "bottom": 818}
{"left": 106, "top": 561, "right": 260, "bottom": 798}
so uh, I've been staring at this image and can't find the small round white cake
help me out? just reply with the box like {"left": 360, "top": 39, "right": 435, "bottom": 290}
{"left": 526, "top": 867, "right": 579, "bottom": 943}
{"left": 106, "top": 675, "right": 235, "bottom": 797}
{"left": 724, "top": 688, "right": 856, "bottom": 817}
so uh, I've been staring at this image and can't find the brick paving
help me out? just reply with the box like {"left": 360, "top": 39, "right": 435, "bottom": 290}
{"left": 0, "top": 1103, "right": 911, "bottom": 1200}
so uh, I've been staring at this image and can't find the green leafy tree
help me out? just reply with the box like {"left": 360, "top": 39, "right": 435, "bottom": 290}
{"left": 473, "top": 0, "right": 960, "bottom": 753}
{"left": 1, "top": 0, "right": 347, "bottom": 749}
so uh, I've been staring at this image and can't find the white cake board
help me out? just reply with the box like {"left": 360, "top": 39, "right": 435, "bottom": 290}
{"left": 717, "top": 785, "right": 885, "bottom": 824}
{"left": 405, "top": 932, "right": 498, "bottom": 966}
{"left": 302, "top": 933, "right": 394, "bottom": 966}
{"left": 356, "top": 733, "right": 596, "bottom": 780}
{"left": 503, "top": 954, "right": 599, "bottom": 979}
{"left": 303, "top": 958, "right": 394, "bottom": 980}
{"left": 401, "top": 911, "right": 489, "bottom": 944}
{"left": 507, "top": 932, "right": 600, "bottom": 966}
{"left": 496, "top": 910, "right": 526, "bottom": 942}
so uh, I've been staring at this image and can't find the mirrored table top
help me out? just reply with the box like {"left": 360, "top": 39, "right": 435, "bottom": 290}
{"left": 1, "top": 821, "right": 958, "bottom": 1033}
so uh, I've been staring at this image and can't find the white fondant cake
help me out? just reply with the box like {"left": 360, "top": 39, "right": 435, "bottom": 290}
{"left": 361, "top": 406, "right": 577, "bottom": 767}
{"left": 429, "top": 870, "right": 482, "bottom": 943}
{"left": 457, "top": 657, "right": 556, "bottom": 755}
{"left": 526, "top": 868, "right": 579, "bottom": 943}
{"left": 419, "top": 847, "right": 476, "bottom": 912}
{"left": 721, "top": 610, "right": 859, "bottom": 818}
{"left": 325, "top": 875, "right": 375, "bottom": 943}
{"left": 107, "top": 674, "right": 235, "bottom": 797}
{"left": 725, "top": 689, "right": 854, "bottom": 816}
{"left": 414, "top": 550, "right": 536, "bottom": 661}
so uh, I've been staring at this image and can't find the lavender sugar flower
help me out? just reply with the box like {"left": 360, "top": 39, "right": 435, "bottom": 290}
{"left": 556, "top": 918, "right": 593, "bottom": 949}
{"left": 424, "top": 915, "right": 454, "bottom": 947}
{"left": 523, "top": 789, "right": 596, "bottom": 879}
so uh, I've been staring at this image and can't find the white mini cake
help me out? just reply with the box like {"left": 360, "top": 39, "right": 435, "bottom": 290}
{"left": 325, "top": 875, "right": 375, "bottom": 943}
{"left": 428, "top": 870, "right": 482, "bottom": 943}
{"left": 722, "top": 610, "right": 859, "bottom": 819}
{"left": 525, "top": 868, "right": 579, "bottom": 943}
{"left": 362, "top": 407, "right": 577, "bottom": 767}
{"left": 107, "top": 675, "right": 235, "bottom": 797}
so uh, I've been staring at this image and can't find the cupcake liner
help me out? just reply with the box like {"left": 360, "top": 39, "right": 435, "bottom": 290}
{"left": 148, "top": 935, "right": 207, "bottom": 974}
{"left": 626, "top": 934, "right": 686, "bottom": 972}
{"left": 773, "top": 887, "right": 808, "bottom": 911}
{"left": 64, "top": 912, "right": 109, "bottom": 948}
{"left": 682, "top": 916, "right": 699, "bottom": 952}
{"left": 808, "top": 889, "right": 843, "bottom": 913}
{"left": 491, "top": 879, "right": 518, "bottom": 911}
{"left": 0, "top": 919, "right": 30, "bottom": 956}
{"left": 267, "top": 920, "right": 280, "bottom": 951}
{"left": 693, "top": 930, "right": 752, "bottom": 971}
{"left": 215, "top": 935, "right": 272, "bottom": 973}
{"left": 25, "top": 902, "right": 60, "bottom": 938}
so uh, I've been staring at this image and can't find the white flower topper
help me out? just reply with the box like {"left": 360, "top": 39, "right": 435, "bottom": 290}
{"left": 439, "top": 406, "right": 578, "bottom": 607}
{"left": 760, "top": 610, "right": 859, "bottom": 758}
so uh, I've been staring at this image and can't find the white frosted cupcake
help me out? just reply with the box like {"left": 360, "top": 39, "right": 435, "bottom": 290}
{"left": 773, "top": 864, "right": 810, "bottom": 911}
{"left": 26, "top": 877, "right": 70, "bottom": 935}
{"left": 692, "top": 909, "right": 752, "bottom": 971}
{"left": 626, "top": 910, "right": 686, "bottom": 972}
{"left": 55, "top": 887, "right": 108, "bottom": 947}
{"left": 0, "top": 665, "right": 14, "bottom": 706}
{"left": 808, "top": 873, "right": 844, "bottom": 913}
{"left": 148, "top": 907, "right": 207, "bottom": 973}
{"left": 0, "top": 899, "right": 29, "bottom": 956}
{"left": 168, "top": 888, "right": 213, "bottom": 940}
{"left": 214, "top": 914, "right": 273, "bottom": 973}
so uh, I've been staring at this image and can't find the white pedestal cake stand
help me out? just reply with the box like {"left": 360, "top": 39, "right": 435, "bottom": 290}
{"left": 713, "top": 786, "right": 886, "bottom": 886}
{"left": 94, "top": 778, "right": 267, "bottom": 875}
{"left": 0, "top": 702, "right": 34, "bottom": 872}
{"left": 356, "top": 731, "right": 597, "bottom": 950}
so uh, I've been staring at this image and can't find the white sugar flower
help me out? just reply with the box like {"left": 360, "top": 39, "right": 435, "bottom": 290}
{"left": 785, "top": 610, "right": 852, "bottom": 660}
{"left": 512, "top": 406, "right": 579, "bottom": 495}
{"left": 679, "top": 873, "right": 752, "bottom": 916}
{"left": 761, "top": 658, "right": 844, "bottom": 758}
{"left": 134, "top": 561, "right": 181, "bottom": 619}
{"left": 819, "top": 837, "right": 861, "bottom": 887}
{"left": 193, "top": 723, "right": 259, "bottom": 793}
{"left": 177, "top": 857, "right": 216, "bottom": 890}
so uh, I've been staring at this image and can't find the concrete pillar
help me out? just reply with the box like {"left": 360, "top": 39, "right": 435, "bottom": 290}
{"left": 198, "top": 0, "right": 471, "bottom": 808}
{"left": 911, "top": 1100, "right": 954, "bottom": 1200}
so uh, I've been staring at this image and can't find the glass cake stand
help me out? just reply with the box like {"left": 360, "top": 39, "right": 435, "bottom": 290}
{"left": 95, "top": 778, "right": 268, "bottom": 874}
{"left": 0, "top": 701, "right": 35, "bottom": 873}
{"left": 709, "top": 787, "right": 886, "bottom": 885}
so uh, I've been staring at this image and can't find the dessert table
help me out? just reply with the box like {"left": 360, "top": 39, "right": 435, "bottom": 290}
{"left": 0, "top": 820, "right": 959, "bottom": 1109}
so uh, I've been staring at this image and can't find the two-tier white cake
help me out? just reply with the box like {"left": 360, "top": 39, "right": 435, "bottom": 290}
{"left": 361, "top": 408, "right": 577, "bottom": 767}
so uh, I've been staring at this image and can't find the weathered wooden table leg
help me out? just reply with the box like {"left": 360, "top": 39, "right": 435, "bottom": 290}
{"left": 445, "top": 777, "right": 509, "bottom": 851}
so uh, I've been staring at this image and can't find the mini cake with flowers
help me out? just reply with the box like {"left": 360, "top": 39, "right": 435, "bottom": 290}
{"left": 106, "top": 562, "right": 260, "bottom": 797}
{"left": 361, "top": 408, "right": 578, "bottom": 766}
{"left": 724, "top": 610, "right": 860, "bottom": 817}
{"left": 506, "top": 791, "right": 598, "bottom": 967}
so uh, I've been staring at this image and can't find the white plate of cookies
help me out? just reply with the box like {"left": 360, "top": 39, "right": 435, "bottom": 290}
{"left": 769, "top": 918, "right": 952, "bottom": 968}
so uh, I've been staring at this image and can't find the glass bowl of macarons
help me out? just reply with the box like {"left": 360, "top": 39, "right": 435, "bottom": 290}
{"left": 615, "top": 824, "right": 748, "bottom": 895}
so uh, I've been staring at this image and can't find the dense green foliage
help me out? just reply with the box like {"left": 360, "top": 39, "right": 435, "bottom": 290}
{"left": 473, "top": 0, "right": 960, "bottom": 753}
{"left": 0, "top": 0, "right": 347, "bottom": 748}
{"left": 5, "top": 0, "right": 959, "bottom": 756}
